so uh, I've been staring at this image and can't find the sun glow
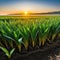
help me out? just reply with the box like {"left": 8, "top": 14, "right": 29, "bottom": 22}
{"left": 24, "top": 11, "right": 28, "bottom": 15}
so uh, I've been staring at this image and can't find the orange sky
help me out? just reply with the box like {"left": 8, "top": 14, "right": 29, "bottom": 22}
{"left": 0, "top": 1, "right": 60, "bottom": 15}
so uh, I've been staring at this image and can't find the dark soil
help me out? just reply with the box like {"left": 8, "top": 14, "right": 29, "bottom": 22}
{"left": 0, "top": 39, "right": 60, "bottom": 60}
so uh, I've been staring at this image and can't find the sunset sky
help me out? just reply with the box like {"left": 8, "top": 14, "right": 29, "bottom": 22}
{"left": 0, "top": 0, "right": 60, "bottom": 15}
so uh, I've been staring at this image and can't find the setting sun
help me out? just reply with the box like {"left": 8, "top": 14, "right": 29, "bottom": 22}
{"left": 24, "top": 11, "right": 28, "bottom": 15}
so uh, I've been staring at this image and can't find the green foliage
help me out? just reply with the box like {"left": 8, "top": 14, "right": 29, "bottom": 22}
{"left": 0, "top": 16, "right": 60, "bottom": 52}
{"left": 0, "top": 46, "right": 15, "bottom": 58}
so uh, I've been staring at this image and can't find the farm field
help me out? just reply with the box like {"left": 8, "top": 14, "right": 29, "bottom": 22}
{"left": 0, "top": 16, "right": 60, "bottom": 60}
